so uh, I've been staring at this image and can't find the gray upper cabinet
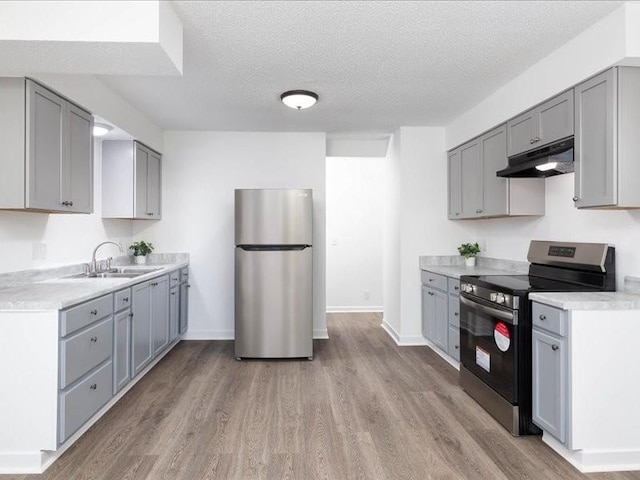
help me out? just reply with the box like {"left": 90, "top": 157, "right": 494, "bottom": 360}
{"left": 448, "top": 124, "right": 542, "bottom": 220}
{"left": 574, "top": 67, "right": 640, "bottom": 209}
{"left": 0, "top": 78, "right": 93, "bottom": 213}
{"left": 507, "top": 89, "right": 574, "bottom": 157}
{"left": 447, "top": 149, "right": 462, "bottom": 219}
{"left": 102, "top": 140, "right": 162, "bottom": 219}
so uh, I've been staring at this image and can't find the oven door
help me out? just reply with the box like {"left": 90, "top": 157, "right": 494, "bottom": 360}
{"left": 459, "top": 293, "right": 519, "bottom": 403}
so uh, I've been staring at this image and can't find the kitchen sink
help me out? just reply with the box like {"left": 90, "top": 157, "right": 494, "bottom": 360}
{"left": 64, "top": 267, "right": 162, "bottom": 279}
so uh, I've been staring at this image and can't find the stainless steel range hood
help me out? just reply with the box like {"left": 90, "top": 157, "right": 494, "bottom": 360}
{"left": 496, "top": 137, "right": 574, "bottom": 178}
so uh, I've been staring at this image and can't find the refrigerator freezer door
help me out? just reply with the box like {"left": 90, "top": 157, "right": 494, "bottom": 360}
{"left": 235, "top": 246, "right": 313, "bottom": 358}
{"left": 235, "top": 189, "right": 312, "bottom": 246}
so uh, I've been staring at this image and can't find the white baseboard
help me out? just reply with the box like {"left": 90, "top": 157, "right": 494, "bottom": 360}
{"left": 182, "top": 329, "right": 330, "bottom": 340}
{"left": 542, "top": 432, "right": 640, "bottom": 473}
{"left": 381, "top": 320, "right": 429, "bottom": 346}
{"left": 326, "top": 306, "right": 383, "bottom": 313}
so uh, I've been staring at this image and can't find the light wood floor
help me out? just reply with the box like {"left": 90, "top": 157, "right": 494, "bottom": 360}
{"left": 4, "top": 312, "right": 640, "bottom": 480}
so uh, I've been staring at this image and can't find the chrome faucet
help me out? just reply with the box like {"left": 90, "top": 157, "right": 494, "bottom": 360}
{"left": 91, "top": 241, "right": 124, "bottom": 273}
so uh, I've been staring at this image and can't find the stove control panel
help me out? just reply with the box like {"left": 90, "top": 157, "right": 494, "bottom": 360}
{"left": 460, "top": 283, "right": 518, "bottom": 310}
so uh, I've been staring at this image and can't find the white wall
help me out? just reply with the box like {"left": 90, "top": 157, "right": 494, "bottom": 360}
{"left": 383, "top": 127, "right": 468, "bottom": 344}
{"left": 133, "top": 131, "right": 327, "bottom": 339}
{"left": 0, "top": 139, "right": 133, "bottom": 274}
{"left": 326, "top": 156, "right": 384, "bottom": 312}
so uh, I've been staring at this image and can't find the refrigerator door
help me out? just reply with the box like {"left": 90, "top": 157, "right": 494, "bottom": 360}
{"left": 235, "top": 246, "right": 313, "bottom": 358}
{"left": 235, "top": 189, "right": 312, "bottom": 246}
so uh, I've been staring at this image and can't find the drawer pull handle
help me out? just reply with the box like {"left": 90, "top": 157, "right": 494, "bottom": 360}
{"left": 454, "top": 286, "right": 459, "bottom": 290}
{"left": 123, "top": 297, "right": 129, "bottom": 303}
{"left": 572, "top": 196, "right": 579, "bottom": 202}
{"left": 90, "top": 309, "right": 98, "bottom": 316}
{"left": 539, "top": 314, "right": 546, "bottom": 321}
{"left": 455, "top": 345, "right": 459, "bottom": 349}
{"left": 90, "top": 336, "right": 98, "bottom": 343}
{"left": 129, "top": 313, "right": 134, "bottom": 318}
{"left": 187, "top": 284, "right": 191, "bottom": 288}
{"left": 428, "top": 278, "right": 433, "bottom": 282}
{"left": 90, "top": 384, "right": 97, "bottom": 390}
{"left": 454, "top": 312, "right": 459, "bottom": 316}
{"left": 551, "top": 344, "right": 559, "bottom": 351}
{"left": 171, "top": 292, "right": 176, "bottom": 296}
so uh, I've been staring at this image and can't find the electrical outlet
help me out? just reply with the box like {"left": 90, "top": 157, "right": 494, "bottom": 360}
{"left": 363, "top": 290, "right": 370, "bottom": 300}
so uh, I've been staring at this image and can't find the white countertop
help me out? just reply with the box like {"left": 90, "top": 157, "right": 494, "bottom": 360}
{"left": 421, "top": 264, "right": 529, "bottom": 279}
{"left": 419, "top": 255, "right": 529, "bottom": 279}
{"left": 529, "top": 291, "right": 640, "bottom": 311}
{"left": 0, "top": 260, "right": 188, "bottom": 311}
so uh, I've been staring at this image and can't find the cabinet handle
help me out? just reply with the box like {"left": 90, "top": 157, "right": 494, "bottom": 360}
{"left": 187, "top": 284, "right": 191, "bottom": 288}
{"left": 146, "top": 212, "right": 154, "bottom": 216}
{"left": 428, "top": 278, "right": 433, "bottom": 282}
{"left": 539, "top": 314, "right": 546, "bottom": 321}
{"left": 530, "top": 136, "right": 540, "bottom": 144}
{"left": 61, "top": 200, "right": 74, "bottom": 206}
{"left": 129, "top": 312, "right": 134, "bottom": 318}
{"left": 90, "top": 384, "right": 97, "bottom": 390}
{"left": 90, "top": 336, "right": 98, "bottom": 343}
{"left": 455, "top": 212, "right": 460, "bottom": 216}
{"left": 171, "top": 292, "right": 176, "bottom": 296}
{"left": 455, "top": 345, "right": 459, "bottom": 349}
{"left": 572, "top": 196, "right": 579, "bottom": 202}
{"left": 90, "top": 309, "right": 98, "bottom": 315}
{"left": 551, "top": 344, "right": 559, "bottom": 351}
{"left": 123, "top": 297, "right": 129, "bottom": 302}
{"left": 454, "top": 312, "right": 459, "bottom": 316}
{"left": 454, "top": 286, "right": 459, "bottom": 290}
{"left": 475, "top": 208, "right": 483, "bottom": 214}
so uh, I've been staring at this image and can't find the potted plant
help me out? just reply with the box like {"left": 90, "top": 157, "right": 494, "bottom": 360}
{"left": 458, "top": 242, "right": 481, "bottom": 267}
{"left": 130, "top": 240, "right": 154, "bottom": 265}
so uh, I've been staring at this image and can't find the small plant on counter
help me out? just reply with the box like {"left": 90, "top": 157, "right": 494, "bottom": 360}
{"left": 129, "top": 240, "right": 154, "bottom": 257}
{"left": 458, "top": 242, "right": 481, "bottom": 259}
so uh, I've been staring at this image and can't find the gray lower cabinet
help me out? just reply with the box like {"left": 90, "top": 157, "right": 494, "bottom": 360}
{"left": 574, "top": 67, "right": 640, "bottom": 209}
{"left": 102, "top": 140, "right": 162, "bottom": 219}
{"left": 507, "top": 89, "right": 574, "bottom": 157}
{"left": 532, "top": 302, "right": 567, "bottom": 444}
{"left": 113, "top": 309, "right": 132, "bottom": 394}
{"left": 179, "top": 267, "right": 189, "bottom": 334}
{"left": 447, "top": 278, "right": 460, "bottom": 360}
{"left": 421, "top": 271, "right": 449, "bottom": 352}
{"left": 448, "top": 325, "right": 460, "bottom": 362}
{"left": 0, "top": 77, "right": 93, "bottom": 213}
{"left": 169, "top": 285, "right": 179, "bottom": 343}
{"left": 132, "top": 275, "right": 170, "bottom": 377}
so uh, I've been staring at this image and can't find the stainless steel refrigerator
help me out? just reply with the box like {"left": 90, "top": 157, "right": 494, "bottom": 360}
{"left": 234, "top": 188, "right": 313, "bottom": 359}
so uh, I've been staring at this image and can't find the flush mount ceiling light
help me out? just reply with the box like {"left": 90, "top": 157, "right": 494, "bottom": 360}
{"left": 280, "top": 90, "right": 318, "bottom": 110}
{"left": 93, "top": 123, "right": 113, "bottom": 137}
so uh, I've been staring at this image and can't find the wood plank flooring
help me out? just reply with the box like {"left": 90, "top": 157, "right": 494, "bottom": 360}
{"left": 4, "top": 312, "right": 640, "bottom": 480}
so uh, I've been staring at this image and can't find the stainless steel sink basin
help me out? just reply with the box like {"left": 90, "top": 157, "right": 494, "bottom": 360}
{"left": 64, "top": 267, "right": 162, "bottom": 279}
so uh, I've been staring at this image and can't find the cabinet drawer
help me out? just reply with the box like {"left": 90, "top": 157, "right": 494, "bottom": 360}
{"left": 60, "top": 317, "right": 113, "bottom": 389}
{"left": 61, "top": 295, "right": 113, "bottom": 337}
{"left": 532, "top": 303, "right": 567, "bottom": 336}
{"left": 114, "top": 288, "right": 132, "bottom": 313}
{"left": 59, "top": 360, "right": 113, "bottom": 444}
{"left": 180, "top": 267, "right": 189, "bottom": 283}
{"left": 420, "top": 270, "right": 447, "bottom": 291}
{"left": 169, "top": 270, "right": 180, "bottom": 288}
{"left": 448, "top": 278, "right": 460, "bottom": 295}
{"left": 448, "top": 295, "right": 460, "bottom": 327}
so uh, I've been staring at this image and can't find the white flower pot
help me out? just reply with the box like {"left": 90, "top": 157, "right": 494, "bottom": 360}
{"left": 464, "top": 256, "right": 476, "bottom": 267}
{"left": 134, "top": 255, "right": 147, "bottom": 265}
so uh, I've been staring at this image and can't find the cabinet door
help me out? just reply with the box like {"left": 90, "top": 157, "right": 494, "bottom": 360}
{"left": 26, "top": 80, "right": 64, "bottom": 210}
{"left": 448, "top": 149, "right": 462, "bottom": 219}
{"left": 113, "top": 309, "right": 131, "bottom": 394}
{"left": 134, "top": 143, "right": 150, "bottom": 218}
{"left": 532, "top": 329, "right": 567, "bottom": 443}
{"left": 146, "top": 151, "right": 161, "bottom": 219}
{"left": 433, "top": 289, "right": 448, "bottom": 350}
{"left": 448, "top": 324, "right": 460, "bottom": 361}
{"left": 480, "top": 125, "right": 509, "bottom": 217}
{"left": 151, "top": 276, "right": 169, "bottom": 356}
{"left": 574, "top": 69, "right": 616, "bottom": 208}
{"left": 179, "top": 281, "right": 189, "bottom": 334}
{"left": 507, "top": 109, "right": 537, "bottom": 157}
{"left": 64, "top": 104, "right": 93, "bottom": 213}
{"left": 132, "top": 281, "right": 152, "bottom": 377}
{"left": 538, "top": 90, "right": 574, "bottom": 146}
{"left": 460, "top": 140, "right": 483, "bottom": 217}
{"left": 421, "top": 286, "right": 432, "bottom": 339}
{"left": 169, "top": 286, "right": 179, "bottom": 343}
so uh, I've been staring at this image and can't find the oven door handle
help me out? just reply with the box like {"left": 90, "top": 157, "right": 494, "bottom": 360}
{"left": 460, "top": 295, "right": 517, "bottom": 325}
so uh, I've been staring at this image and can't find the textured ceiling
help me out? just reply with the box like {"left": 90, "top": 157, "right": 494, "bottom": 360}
{"left": 98, "top": 0, "right": 622, "bottom": 135}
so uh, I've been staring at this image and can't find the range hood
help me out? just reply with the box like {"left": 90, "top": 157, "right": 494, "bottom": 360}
{"left": 496, "top": 137, "right": 574, "bottom": 178}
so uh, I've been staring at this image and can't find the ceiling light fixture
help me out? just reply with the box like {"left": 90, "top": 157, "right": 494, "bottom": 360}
{"left": 280, "top": 90, "right": 318, "bottom": 110}
{"left": 93, "top": 123, "right": 113, "bottom": 137}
